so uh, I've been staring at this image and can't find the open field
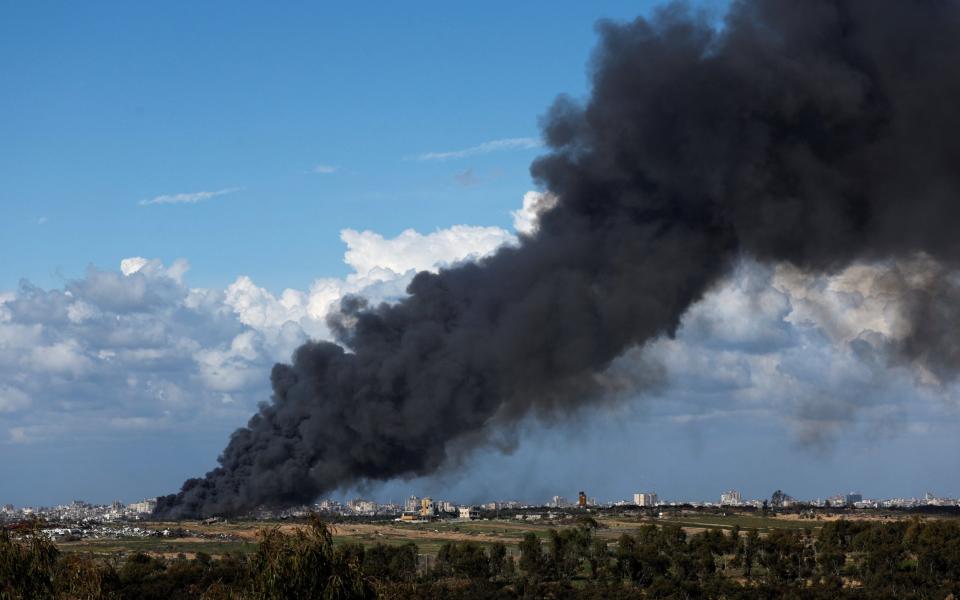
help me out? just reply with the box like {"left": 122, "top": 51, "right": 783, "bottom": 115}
{"left": 52, "top": 518, "right": 556, "bottom": 558}
{"left": 51, "top": 510, "right": 960, "bottom": 559}
{"left": 647, "top": 513, "right": 822, "bottom": 532}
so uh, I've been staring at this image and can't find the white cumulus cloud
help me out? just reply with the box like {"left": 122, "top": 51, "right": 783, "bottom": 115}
{"left": 341, "top": 225, "right": 514, "bottom": 279}
{"left": 0, "top": 216, "right": 517, "bottom": 444}
{"left": 512, "top": 191, "right": 558, "bottom": 236}
{"left": 2, "top": 192, "right": 954, "bottom": 455}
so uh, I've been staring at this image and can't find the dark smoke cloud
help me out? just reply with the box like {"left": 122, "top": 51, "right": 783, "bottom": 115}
{"left": 156, "top": 0, "right": 960, "bottom": 518}
{"left": 888, "top": 260, "right": 960, "bottom": 380}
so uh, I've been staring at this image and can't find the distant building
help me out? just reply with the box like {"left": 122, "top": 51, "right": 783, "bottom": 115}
{"left": 458, "top": 506, "right": 480, "bottom": 520}
{"left": 720, "top": 490, "right": 742, "bottom": 506}
{"left": 633, "top": 492, "right": 658, "bottom": 507}
{"left": 350, "top": 499, "right": 377, "bottom": 514}
{"left": 845, "top": 493, "right": 863, "bottom": 506}
{"left": 578, "top": 491, "right": 587, "bottom": 508}
{"left": 128, "top": 499, "right": 157, "bottom": 514}
{"left": 550, "top": 496, "right": 570, "bottom": 508}
{"left": 405, "top": 495, "right": 419, "bottom": 513}
{"left": 316, "top": 499, "right": 341, "bottom": 512}
{"left": 420, "top": 497, "right": 437, "bottom": 518}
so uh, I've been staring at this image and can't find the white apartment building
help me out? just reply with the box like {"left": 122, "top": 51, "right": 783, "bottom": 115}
{"left": 633, "top": 492, "right": 658, "bottom": 507}
{"left": 720, "top": 490, "right": 743, "bottom": 506}
{"left": 128, "top": 499, "right": 157, "bottom": 514}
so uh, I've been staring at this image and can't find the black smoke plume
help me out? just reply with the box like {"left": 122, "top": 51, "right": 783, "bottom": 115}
{"left": 156, "top": 0, "right": 960, "bottom": 518}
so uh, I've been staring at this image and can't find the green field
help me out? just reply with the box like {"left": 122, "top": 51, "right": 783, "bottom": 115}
{"left": 48, "top": 512, "right": 896, "bottom": 559}
{"left": 650, "top": 513, "right": 823, "bottom": 531}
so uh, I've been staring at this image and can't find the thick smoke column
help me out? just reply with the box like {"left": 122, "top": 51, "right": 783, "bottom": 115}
{"left": 157, "top": 0, "right": 960, "bottom": 518}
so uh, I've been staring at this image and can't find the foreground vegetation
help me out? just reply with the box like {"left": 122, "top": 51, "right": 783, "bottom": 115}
{"left": 3, "top": 515, "right": 960, "bottom": 599}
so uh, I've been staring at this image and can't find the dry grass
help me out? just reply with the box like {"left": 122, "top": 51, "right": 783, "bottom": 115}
{"left": 54, "top": 512, "right": 943, "bottom": 558}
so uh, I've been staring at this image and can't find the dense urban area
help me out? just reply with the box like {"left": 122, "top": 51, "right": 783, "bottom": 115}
{"left": 3, "top": 488, "right": 960, "bottom": 599}
{"left": 3, "top": 488, "right": 959, "bottom": 525}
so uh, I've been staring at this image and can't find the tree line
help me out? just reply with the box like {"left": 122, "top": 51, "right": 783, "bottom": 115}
{"left": 2, "top": 515, "right": 959, "bottom": 599}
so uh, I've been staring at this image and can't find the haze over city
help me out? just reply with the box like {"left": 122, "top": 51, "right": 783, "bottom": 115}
{"left": 3, "top": 0, "right": 959, "bottom": 516}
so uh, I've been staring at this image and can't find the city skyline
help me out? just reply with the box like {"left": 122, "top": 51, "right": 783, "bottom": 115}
{"left": 6, "top": 485, "right": 960, "bottom": 514}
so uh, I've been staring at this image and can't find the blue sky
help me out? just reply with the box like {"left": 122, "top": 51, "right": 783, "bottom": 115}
{"left": 2, "top": 1, "right": 700, "bottom": 293}
{"left": 2, "top": 0, "right": 958, "bottom": 508}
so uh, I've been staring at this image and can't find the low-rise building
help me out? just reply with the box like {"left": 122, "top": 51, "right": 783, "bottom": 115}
{"left": 128, "top": 499, "right": 157, "bottom": 514}
{"left": 720, "top": 490, "right": 742, "bottom": 506}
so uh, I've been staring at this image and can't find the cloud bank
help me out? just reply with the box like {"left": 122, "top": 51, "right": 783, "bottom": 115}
{"left": 0, "top": 224, "right": 512, "bottom": 446}
{"left": 1, "top": 194, "right": 955, "bottom": 503}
